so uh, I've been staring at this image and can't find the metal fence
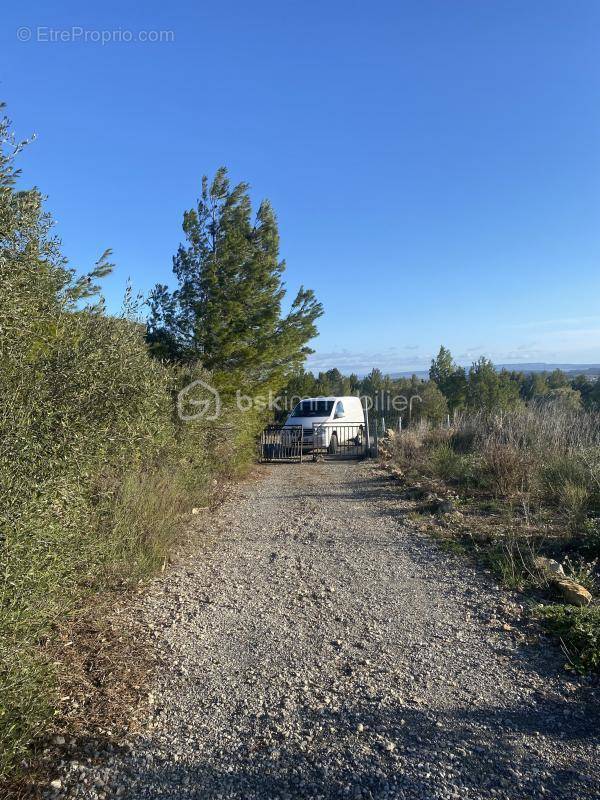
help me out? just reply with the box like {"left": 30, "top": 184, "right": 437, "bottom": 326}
{"left": 311, "top": 421, "right": 368, "bottom": 460}
{"left": 259, "top": 419, "right": 377, "bottom": 463}
{"left": 259, "top": 424, "right": 304, "bottom": 462}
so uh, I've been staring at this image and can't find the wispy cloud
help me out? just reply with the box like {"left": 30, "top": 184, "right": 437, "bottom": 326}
{"left": 513, "top": 315, "right": 600, "bottom": 331}
{"left": 305, "top": 348, "right": 431, "bottom": 375}
{"left": 306, "top": 341, "right": 600, "bottom": 376}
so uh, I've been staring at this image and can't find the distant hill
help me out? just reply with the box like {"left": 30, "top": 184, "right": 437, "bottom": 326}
{"left": 496, "top": 363, "right": 600, "bottom": 377}
{"left": 390, "top": 363, "right": 600, "bottom": 380}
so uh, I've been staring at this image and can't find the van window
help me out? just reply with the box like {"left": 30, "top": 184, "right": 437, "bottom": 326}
{"left": 334, "top": 401, "right": 345, "bottom": 417}
{"left": 290, "top": 400, "right": 335, "bottom": 418}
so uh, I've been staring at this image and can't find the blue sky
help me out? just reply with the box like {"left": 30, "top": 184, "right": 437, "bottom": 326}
{"left": 2, "top": 0, "right": 599, "bottom": 374}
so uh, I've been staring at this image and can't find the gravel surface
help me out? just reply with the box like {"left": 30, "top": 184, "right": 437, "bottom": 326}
{"left": 49, "top": 461, "right": 600, "bottom": 799}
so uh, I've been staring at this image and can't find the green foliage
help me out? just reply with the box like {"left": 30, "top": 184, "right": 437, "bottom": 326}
{"left": 410, "top": 382, "right": 448, "bottom": 425}
{"left": 466, "top": 357, "right": 522, "bottom": 412}
{"left": 547, "top": 368, "right": 569, "bottom": 390}
{"left": 429, "top": 346, "right": 467, "bottom": 411}
{"left": 544, "top": 386, "right": 582, "bottom": 411}
{"left": 280, "top": 347, "right": 600, "bottom": 431}
{"left": 0, "top": 111, "right": 262, "bottom": 780}
{"left": 574, "top": 518, "right": 600, "bottom": 559}
{"left": 428, "top": 443, "right": 474, "bottom": 483}
{"left": 483, "top": 536, "right": 535, "bottom": 591}
{"left": 562, "top": 555, "right": 598, "bottom": 594}
{"left": 147, "top": 168, "right": 323, "bottom": 394}
{"left": 537, "top": 605, "right": 600, "bottom": 673}
{"left": 537, "top": 452, "right": 598, "bottom": 515}
{"left": 429, "top": 345, "right": 454, "bottom": 386}
{"left": 428, "top": 347, "right": 600, "bottom": 415}
{"left": 522, "top": 371, "right": 550, "bottom": 400}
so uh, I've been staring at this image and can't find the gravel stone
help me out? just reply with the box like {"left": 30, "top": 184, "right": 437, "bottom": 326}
{"left": 47, "top": 461, "right": 600, "bottom": 799}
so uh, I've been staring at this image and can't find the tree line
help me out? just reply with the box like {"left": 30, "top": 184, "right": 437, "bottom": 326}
{"left": 278, "top": 346, "right": 600, "bottom": 426}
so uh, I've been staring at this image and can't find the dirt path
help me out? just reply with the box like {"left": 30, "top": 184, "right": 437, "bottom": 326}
{"left": 50, "top": 461, "right": 599, "bottom": 800}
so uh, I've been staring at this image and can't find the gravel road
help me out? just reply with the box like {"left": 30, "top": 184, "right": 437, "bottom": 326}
{"left": 51, "top": 461, "right": 599, "bottom": 800}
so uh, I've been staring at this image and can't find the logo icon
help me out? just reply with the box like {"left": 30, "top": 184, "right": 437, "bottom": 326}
{"left": 177, "top": 379, "right": 221, "bottom": 421}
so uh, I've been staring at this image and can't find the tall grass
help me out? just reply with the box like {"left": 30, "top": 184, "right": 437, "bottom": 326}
{"left": 389, "top": 405, "right": 600, "bottom": 524}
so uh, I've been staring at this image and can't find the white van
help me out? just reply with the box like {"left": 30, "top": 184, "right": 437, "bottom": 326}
{"left": 283, "top": 396, "right": 366, "bottom": 453}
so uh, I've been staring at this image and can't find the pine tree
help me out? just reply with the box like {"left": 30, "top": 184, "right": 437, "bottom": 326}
{"left": 429, "top": 346, "right": 467, "bottom": 411}
{"left": 147, "top": 168, "right": 323, "bottom": 391}
{"left": 466, "top": 358, "right": 521, "bottom": 412}
{"left": 429, "top": 346, "right": 455, "bottom": 386}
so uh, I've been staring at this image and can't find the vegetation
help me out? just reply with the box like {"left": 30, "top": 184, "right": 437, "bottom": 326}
{"left": 0, "top": 108, "right": 321, "bottom": 781}
{"left": 537, "top": 605, "right": 600, "bottom": 673}
{"left": 429, "top": 346, "right": 600, "bottom": 413}
{"left": 2, "top": 84, "right": 598, "bottom": 782}
{"left": 279, "top": 347, "right": 600, "bottom": 427}
{"left": 382, "top": 402, "right": 600, "bottom": 671}
{"left": 281, "top": 351, "right": 599, "bottom": 671}
{"left": 147, "top": 167, "right": 322, "bottom": 393}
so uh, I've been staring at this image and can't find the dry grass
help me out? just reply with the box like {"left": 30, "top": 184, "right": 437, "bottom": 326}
{"left": 389, "top": 405, "right": 600, "bottom": 519}
{"left": 383, "top": 405, "right": 600, "bottom": 671}
{"left": 3, "top": 594, "right": 152, "bottom": 799}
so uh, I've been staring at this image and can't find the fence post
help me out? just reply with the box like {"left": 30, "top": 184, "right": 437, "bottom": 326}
{"left": 364, "top": 400, "right": 371, "bottom": 457}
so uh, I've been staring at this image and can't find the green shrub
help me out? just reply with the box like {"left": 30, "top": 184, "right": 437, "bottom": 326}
{"left": 0, "top": 112, "right": 262, "bottom": 779}
{"left": 428, "top": 444, "right": 474, "bottom": 484}
{"left": 537, "top": 605, "right": 600, "bottom": 673}
{"left": 449, "top": 424, "right": 477, "bottom": 454}
{"left": 574, "top": 519, "right": 600, "bottom": 559}
{"left": 0, "top": 644, "right": 54, "bottom": 779}
{"left": 538, "top": 455, "right": 590, "bottom": 507}
{"left": 483, "top": 531, "right": 541, "bottom": 591}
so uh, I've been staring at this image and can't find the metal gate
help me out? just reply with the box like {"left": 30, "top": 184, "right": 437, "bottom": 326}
{"left": 311, "top": 421, "right": 367, "bottom": 460}
{"left": 259, "top": 425, "right": 304, "bottom": 462}
{"left": 259, "top": 421, "right": 375, "bottom": 463}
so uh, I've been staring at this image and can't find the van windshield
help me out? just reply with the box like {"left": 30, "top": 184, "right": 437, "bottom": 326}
{"left": 290, "top": 400, "right": 335, "bottom": 418}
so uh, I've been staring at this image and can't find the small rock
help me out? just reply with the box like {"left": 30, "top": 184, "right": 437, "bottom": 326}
{"left": 534, "top": 556, "right": 565, "bottom": 577}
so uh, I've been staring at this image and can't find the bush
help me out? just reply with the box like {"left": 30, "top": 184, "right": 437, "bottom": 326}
{"left": 537, "top": 605, "right": 600, "bottom": 673}
{"left": 538, "top": 455, "right": 590, "bottom": 506}
{"left": 479, "top": 441, "right": 532, "bottom": 497}
{"left": 428, "top": 443, "right": 474, "bottom": 484}
{"left": 387, "top": 428, "right": 424, "bottom": 464}
{"left": 561, "top": 555, "right": 598, "bottom": 594}
{"left": 574, "top": 519, "right": 600, "bottom": 559}
{"left": 0, "top": 113, "right": 263, "bottom": 779}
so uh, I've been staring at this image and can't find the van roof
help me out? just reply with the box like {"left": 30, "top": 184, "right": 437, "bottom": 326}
{"left": 296, "top": 396, "right": 361, "bottom": 402}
